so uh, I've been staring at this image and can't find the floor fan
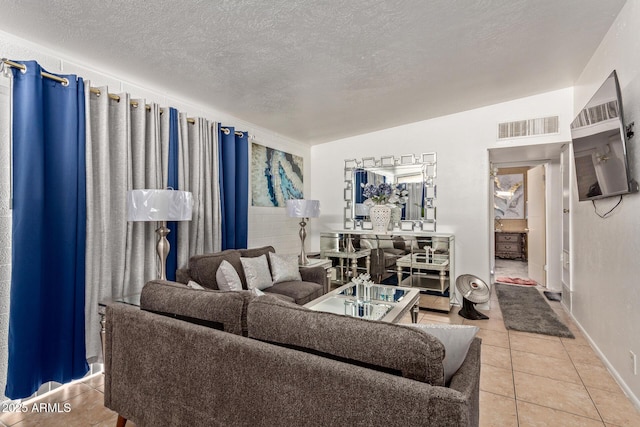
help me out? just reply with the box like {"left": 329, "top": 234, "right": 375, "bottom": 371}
{"left": 456, "top": 274, "right": 490, "bottom": 320}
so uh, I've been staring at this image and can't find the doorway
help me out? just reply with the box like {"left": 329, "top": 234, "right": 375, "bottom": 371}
{"left": 493, "top": 165, "right": 534, "bottom": 283}
{"left": 489, "top": 143, "right": 565, "bottom": 289}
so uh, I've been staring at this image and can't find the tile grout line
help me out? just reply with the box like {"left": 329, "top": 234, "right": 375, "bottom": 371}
{"left": 560, "top": 336, "right": 607, "bottom": 424}
{"left": 507, "top": 327, "right": 600, "bottom": 424}
{"left": 507, "top": 329, "right": 521, "bottom": 426}
{"left": 504, "top": 295, "right": 608, "bottom": 425}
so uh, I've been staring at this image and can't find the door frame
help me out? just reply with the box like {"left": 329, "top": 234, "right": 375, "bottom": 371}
{"left": 488, "top": 144, "right": 565, "bottom": 290}
{"left": 490, "top": 160, "right": 546, "bottom": 278}
{"left": 560, "top": 144, "right": 572, "bottom": 307}
{"left": 527, "top": 164, "right": 547, "bottom": 286}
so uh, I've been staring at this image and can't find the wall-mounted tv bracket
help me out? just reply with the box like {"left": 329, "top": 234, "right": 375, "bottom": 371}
{"left": 626, "top": 122, "right": 634, "bottom": 139}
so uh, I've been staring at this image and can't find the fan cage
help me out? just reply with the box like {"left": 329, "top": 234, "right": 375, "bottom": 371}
{"left": 456, "top": 274, "right": 491, "bottom": 304}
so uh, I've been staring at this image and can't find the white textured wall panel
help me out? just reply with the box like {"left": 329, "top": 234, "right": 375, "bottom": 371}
{"left": 571, "top": 0, "right": 640, "bottom": 407}
{"left": 311, "top": 88, "right": 573, "bottom": 288}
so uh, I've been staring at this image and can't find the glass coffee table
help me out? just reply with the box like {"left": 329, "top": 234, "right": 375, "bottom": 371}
{"left": 304, "top": 282, "right": 420, "bottom": 323}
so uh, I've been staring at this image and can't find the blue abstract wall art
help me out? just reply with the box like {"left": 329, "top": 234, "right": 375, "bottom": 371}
{"left": 251, "top": 143, "right": 303, "bottom": 207}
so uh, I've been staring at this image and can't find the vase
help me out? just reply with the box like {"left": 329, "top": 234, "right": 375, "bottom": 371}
{"left": 369, "top": 204, "right": 392, "bottom": 234}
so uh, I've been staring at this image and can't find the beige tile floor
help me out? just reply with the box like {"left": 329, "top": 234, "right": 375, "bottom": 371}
{"left": 443, "top": 285, "right": 640, "bottom": 427}
{"left": 2, "top": 285, "right": 639, "bottom": 426}
{"left": 0, "top": 373, "right": 133, "bottom": 427}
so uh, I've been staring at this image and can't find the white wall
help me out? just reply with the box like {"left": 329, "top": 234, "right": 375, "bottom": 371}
{"left": 571, "top": 0, "right": 640, "bottom": 406}
{"left": 310, "top": 88, "right": 573, "bottom": 287}
{"left": 0, "top": 29, "right": 309, "bottom": 256}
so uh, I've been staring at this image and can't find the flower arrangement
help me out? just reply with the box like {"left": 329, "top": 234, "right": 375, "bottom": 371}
{"left": 361, "top": 182, "right": 409, "bottom": 206}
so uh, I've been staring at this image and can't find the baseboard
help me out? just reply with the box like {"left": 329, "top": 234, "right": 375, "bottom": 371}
{"left": 564, "top": 309, "right": 640, "bottom": 412}
{"left": 561, "top": 285, "right": 571, "bottom": 311}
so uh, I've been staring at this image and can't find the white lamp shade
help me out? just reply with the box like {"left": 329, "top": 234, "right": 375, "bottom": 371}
{"left": 127, "top": 189, "right": 193, "bottom": 222}
{"left": 286, "top": 199, "right": 320, "bottom": 218}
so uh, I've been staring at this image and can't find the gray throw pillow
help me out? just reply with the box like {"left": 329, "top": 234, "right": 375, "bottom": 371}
{"left": 269, "top": 252, "right": 301, "bottom": 283}
{"left": 404, "top": 324, "right": 479, "bottom": 383}
{"left": 240, "top": 254, "right": 273, "bottom": 290}
{"left": 216, "top": 260, "right": 243, "bottom": 291}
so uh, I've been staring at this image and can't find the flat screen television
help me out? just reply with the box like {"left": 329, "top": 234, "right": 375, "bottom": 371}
{"left": 570, "top": 70, "right": 637, "bottom": 201}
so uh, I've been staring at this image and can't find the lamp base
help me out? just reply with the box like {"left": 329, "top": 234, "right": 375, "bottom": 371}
{"left": 298, "top": 219, "right": 309, "bottom": 265}
{"left": 156, "top": 221, "right": 171, "bottom": 280}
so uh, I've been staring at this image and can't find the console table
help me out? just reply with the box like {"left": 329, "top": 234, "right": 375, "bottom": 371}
{"left": 396, "top": 253, "right": 449, "bottom": 293}
{"left": 320, "top": 248, "right": 371, "bottom": 286}
{"left": 320, "top": 230, "right": 455, "bottom": 311}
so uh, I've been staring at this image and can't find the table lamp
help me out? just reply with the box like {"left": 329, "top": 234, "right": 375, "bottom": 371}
{"left": 286, "top": 199, "right": 320, "bottom": 265}
{"left": 127, "top": 189, "right": 193, "bottom": 280}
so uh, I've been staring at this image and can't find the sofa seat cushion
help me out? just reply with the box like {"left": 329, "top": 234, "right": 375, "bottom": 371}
{"left": 384, "top": 248, "right": 406, "bottom": 257}
{"left": 264, "top": 280, "right": 323, "bottom": 305}
{"left": 247, "top": 295, "right": 445, "bottom": 386}
{"left": 140, "top": 280, "right": 254, "bottom": 336}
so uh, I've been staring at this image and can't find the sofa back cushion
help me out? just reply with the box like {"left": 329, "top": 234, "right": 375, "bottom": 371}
{"left": 188, "top": 250, "right": 243, "bottom": 290}
{"left": 239, "top": 246, "right": 275, "bottom": 262}
{"left": 247, "top": 295, "right": 445, "bottom": 386}
{"left": 140, "top": 280, "right": 253, "bottom": 335}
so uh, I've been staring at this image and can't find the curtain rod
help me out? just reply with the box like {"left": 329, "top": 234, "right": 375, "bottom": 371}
{"left": 220, "top": 127, "right": 244, "bottom": 137}
{"left": 89, "top": 87, "right": 196, "bottom": 123}
{"left": 3, "top": 58, "right": 69, "bottom": 86}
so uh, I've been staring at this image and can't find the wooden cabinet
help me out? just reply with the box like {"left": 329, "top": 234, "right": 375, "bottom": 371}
{"left": 495, "top": 232, "right": 527, "bottom": 260}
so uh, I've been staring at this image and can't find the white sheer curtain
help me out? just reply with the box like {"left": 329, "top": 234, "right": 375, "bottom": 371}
{"left": 176, "top": 116, "right": 221, "bottom": 269}
{"left": 85, "top": 94, "right": 222, "bottom": 363}
{"left": 84, "top": 87, "right": 166, "bottom": 364}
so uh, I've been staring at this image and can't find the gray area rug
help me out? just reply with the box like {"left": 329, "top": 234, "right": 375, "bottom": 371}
{"left": 495, "top": 284, "right": 574, "bottom": 338}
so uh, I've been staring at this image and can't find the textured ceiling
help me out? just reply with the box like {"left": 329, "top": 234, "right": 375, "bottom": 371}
{"left": 0, "top": 0, "right": 627, "bottom": 144}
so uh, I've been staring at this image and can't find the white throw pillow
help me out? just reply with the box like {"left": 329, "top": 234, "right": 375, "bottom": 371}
{"left": 240, "top": 254, "right": 273, "bottom": 290}
{"left": 215, "top": 260, "right": 243, "bottom": 291}
{"left": 187, "top": 280, "right": 205, "bottom": 290}
{"left": 405, "top": 324, "right": 479, "bottom": 383}
{"left": 269, "top": 252, "right": 301, "bottom": 283}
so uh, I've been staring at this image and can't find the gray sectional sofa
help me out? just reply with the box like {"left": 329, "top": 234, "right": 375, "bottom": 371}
{"left": 176, "top": 245, "right": 326, "bottom": 304}
{"left": 104, "top": 280, "right": 481, "bottom": 426}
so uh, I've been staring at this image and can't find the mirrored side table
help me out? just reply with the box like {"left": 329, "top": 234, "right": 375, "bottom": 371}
{"left": 98, "top": 294, "right": 141, "bottom": 364}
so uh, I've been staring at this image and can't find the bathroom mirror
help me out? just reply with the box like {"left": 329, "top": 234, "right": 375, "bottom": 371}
{"left": 343, "top": 153, "right": 437, "bottom": 231}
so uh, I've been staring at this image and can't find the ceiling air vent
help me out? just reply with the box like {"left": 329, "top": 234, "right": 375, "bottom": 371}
{"left": 570, "top": 100, "right": 618, "bottom": 129}
{"left": 498, "top": 116, "right": 559, "bottom": 139}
